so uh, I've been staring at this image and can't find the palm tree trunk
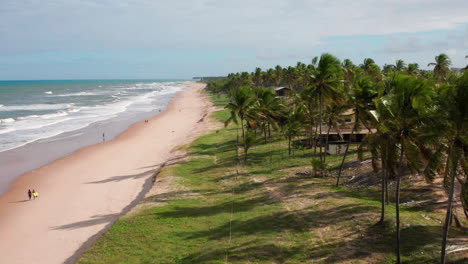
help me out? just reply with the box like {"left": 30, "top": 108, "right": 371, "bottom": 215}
{"left": 336, "top": 125, "right": 356, "bottom": 187}
{"left": 319, "top": 93, "right": 323, "bottom": 161}
{"left": 264, "top": 125, "right": 267, "bottom": 144}
{"left": 378, "top": 168, "right": 386, "bottom": 224}
{"left": 240, "top": 117, "right": 247, "bottom": 163}
{"left": 310, "top": 119, "right": 314, "bottom": 149}
{"left": 313, "top": 122, "right": 319, "bottom": 154}
{"left": 385, "top": 173, "right": 390, "bottom": 205}
{"left": 288, "top": 137, "right": 292, "bottom": 155}
{"left": 396, "top": 142, "right": 405, "bottom": 264}
{"left": 441, "top": 151, "right": 459, "bottom": 264}
{"left": 323, "top": 122, "right": 332, "bottom": 162}
{"left": 240, "top": 117, "right": 245, "bottom": 139}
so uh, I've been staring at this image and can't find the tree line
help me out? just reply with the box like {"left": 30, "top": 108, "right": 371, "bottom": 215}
{"left": 205, "top": 53, "right": 467, "bottom": 264}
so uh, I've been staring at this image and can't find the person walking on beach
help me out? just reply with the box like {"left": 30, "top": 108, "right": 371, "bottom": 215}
{"left": 32, "top": 189, "right": 38, "bottom": 199}
{"left": 28, "top": 189, "right": 32, "bottom": 200}
{"left": 102, "top": 133, "right": 105, "bottom": 142}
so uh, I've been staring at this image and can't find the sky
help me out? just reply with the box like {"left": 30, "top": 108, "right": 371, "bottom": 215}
{"left": 1, "top": 0, "right": 468, "bottom": 80}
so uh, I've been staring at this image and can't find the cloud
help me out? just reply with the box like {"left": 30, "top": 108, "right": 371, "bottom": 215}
{"left": 1, "top": 0, "right": 468, "bottom": 78}
{"left": 1, "top": 0, "right": 468, "bottom": 54}
{"left": 379, "top": 25, "right": 468, "bottom": 62}
{"left": 446, "top": 48, "right": 457, "bottom": 56}
{"left": 381, "top": 36, "right": 426, "bottom": 54}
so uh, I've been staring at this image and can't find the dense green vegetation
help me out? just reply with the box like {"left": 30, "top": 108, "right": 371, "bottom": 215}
{"left": 78, "top": 94, "right": 467, "bottom": 263}
{"left": 205, "top": 54, "right": 467, "bottom": 264}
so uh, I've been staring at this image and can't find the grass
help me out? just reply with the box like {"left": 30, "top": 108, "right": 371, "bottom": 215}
{"left": 77, "top": 94, "right": 468, "bottom": 264}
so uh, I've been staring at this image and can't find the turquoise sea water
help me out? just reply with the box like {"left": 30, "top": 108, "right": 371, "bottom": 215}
{"left": 0, "top": 79, "right": 188, "bottom": 152}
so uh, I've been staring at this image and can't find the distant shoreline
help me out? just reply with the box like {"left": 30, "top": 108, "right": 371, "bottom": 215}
{"left": 0, "top": 80, "right": 185, "bottom": 195}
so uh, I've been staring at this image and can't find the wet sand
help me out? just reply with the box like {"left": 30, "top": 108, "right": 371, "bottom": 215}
{"left": 0, "top": 82, "right": 210, "bottom": 264}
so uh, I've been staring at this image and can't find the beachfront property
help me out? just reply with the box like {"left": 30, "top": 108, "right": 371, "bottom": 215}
{"left": 274, "top": 86, "right": 292, "bottom": 98}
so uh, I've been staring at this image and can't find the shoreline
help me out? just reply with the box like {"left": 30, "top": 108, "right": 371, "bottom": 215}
{"left": 0, "top": 82, "right": 210, "bottom": 264}
{"left": 0, "top": 85, "right": 179, "bottom": 195}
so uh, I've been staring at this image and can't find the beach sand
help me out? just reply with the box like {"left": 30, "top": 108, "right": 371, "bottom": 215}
{"left": 0, "top": 82, "right": 210, "bottom": 264}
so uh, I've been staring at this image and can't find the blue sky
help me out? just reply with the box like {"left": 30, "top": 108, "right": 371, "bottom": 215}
{"left": 1, "top": 0, "right": 467, "bottom": 80}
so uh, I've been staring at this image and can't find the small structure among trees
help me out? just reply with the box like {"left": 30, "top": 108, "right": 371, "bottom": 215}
{"left": 274, "top": 87, "right": 291, "bottom": 97}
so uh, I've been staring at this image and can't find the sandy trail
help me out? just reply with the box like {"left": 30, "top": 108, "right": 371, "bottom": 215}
{"left": 0, "top": 82, "right": 210, "bottom": 264}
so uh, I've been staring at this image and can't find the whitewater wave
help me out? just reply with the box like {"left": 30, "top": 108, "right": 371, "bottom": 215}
{"left": 0, "top": 118, "right": 15, "bottom": 123}
{"left": 0, "top": 103, "right": 73, "bottom": 111}
{"left": 53, "top": 92, "right": 97, "bottom": 97}
{"left": 44, "top": 91, "right": 53, "bottom": 94}
{"left": 0, "top": 81, "right": 186, "bottom": 153}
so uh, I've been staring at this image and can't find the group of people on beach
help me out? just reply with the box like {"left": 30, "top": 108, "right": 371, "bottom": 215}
{"left": 144, "top": 119, "right": 149, "bottom": 123}
{"left": 27, "top": 189, "right": 39, "bottom": 200}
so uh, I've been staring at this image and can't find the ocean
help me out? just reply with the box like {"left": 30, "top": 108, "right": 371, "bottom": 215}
{"left": 0, "top": 79, "right": 188, "bottom": 193}
{"left": 0, "top": 79, "right": 187, "bottom": 152}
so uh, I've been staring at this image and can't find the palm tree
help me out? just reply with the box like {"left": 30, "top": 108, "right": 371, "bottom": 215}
{"left": 395, "top": 59, "right": 406, "bottom": 72}
{"left": 308, "top": 53, "right": 344, "bottom": 160}
{"left": 361, "top": 58, "right": 376, "bottom": 74}
{"left": 406, "top": 63, "right": 419, "bottom": 75}
{"left": 360, "top": 58, "right": 382, "bottom": 82}
{"left": 336, "top": 75, "right": 378, "bottom": 186}
{"left": 225, "top": 86, "right": 255, "bottom": 160}
{"left": 252, "top": 67, "right": 263, "bottom": 87}
{"left": 428, "top": 53, "right": 452, "bottom": 82}
{"left": 274, "top": 65, "right": 283, "bottom": 86}
{"left": 376, "top": 74, "right": 431, "bottom": 263}
{"left": 383, "top": 64, "right": 395, "bottom": 74}
{"left": 323, "top": 103, "right": 349, "bottom": 162}
{"left": 264, "top": 68, "right": 275, "bottom": 87}
{"left": 425, "top": 72, "right": 468, "bottom": 264}
{"left": 342, "top": 59, "right": 357, "bottom": 91}
{"left": 282, "top": 105, "right": 305, "bottom": 155}
{"left": 241, "top": 131, "right": 257, "bottom": 162}
{"left": 358, "top": 130, "right": 398, "bottom": 224}
{"left": 252, "top": 87, "right": 281, "bottom": 143}
{"left": 298, "top": 86, "right": 319, "bottom": 152}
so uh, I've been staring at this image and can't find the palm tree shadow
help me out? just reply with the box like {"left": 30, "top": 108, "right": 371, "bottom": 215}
{"left": 50, "top": 214, "right": 119, "bottom": 230}
{"left": 85, "top": 168, "right": 155, "bottom": 184}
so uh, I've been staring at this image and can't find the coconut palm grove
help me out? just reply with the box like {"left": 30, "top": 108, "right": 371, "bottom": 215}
{"left": 204, "top": 53, "right": 467, "bottom": 263}
{"left": 78, "top": 54, "right": 467, "bottom": 264}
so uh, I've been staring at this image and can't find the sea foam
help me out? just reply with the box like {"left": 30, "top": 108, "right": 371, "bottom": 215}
{"left": 0, "top": 81, "right": 187, "bottom": 153}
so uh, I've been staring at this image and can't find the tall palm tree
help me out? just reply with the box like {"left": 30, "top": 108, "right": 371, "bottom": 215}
{"left": 428, "top": 53, "right": 452, "bottom": 82}
{"left": 376, "top": 74, "right": 431, "bottom": 264}
{"left": 274, "top": 65, "right": 283, "bottom": 86}
{"left": 308, "top": 53, "right": 344, "bottom": 161}
{"left": 360, "top": 58, "right": 382, "bottom": 82}
{"left": 395, "top": 59, "right": 406, "bottom": 72}
{"left": 342, "top": 59, "right": 356, "bottom": 90}
{"left": 361, "top": 58, "right": 376, "bottom": 74}
{"left": 282, "top": 105, "right": 305, "bottom": 155}
{"left": 425, "top": 72, "right": 468, "bottom": 264}
{"left": 336, "top": 75, "right": 378, "bottom": 186}
{"left": 225, "top": 86, "right": 255, "bottom": 159}
{"left": 323, "top": 103, "right": 349, "bottom": 162}
{"left": 358, "top": 130, "right": 398, "bottom": 224}
{"left": 382, "top": 64, "right": 395, "bottom": 74}
{"left": 252, "top": 67, "right": 263, "bottom": 87}
{"left": 406, "top": 63, "right": 420, "bottom": 75}
{"left": 298, "top": 86, "right": 319, "bottom": 152}
{"left": 252, "top": 87, "right": 281, "bottom": 143}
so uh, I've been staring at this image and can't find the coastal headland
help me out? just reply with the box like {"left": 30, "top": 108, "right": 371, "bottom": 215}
{"left": 0, "top": 82, "right": 210, "bottom": 264}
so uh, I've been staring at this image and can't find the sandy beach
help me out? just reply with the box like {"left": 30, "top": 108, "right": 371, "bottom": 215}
{"left": 0, "top": 82, "right": 210, "bottom": 264}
